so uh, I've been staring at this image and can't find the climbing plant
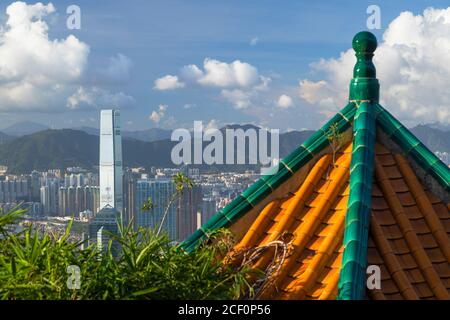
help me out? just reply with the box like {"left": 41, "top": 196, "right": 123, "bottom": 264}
{"left": 326, "top": 122, "right": 344, "bottom": 170}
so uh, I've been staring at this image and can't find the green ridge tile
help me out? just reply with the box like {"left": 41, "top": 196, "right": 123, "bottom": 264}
{"left": 338, "top": 99, "right": 376, "bottom": 300}
{"left": 375, "top": 104, "right": 450, "bottom": 192}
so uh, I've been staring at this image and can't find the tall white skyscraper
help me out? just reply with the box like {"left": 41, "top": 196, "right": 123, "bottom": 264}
{"left": 99, "top": 109, "right": 123, "bottom": 213}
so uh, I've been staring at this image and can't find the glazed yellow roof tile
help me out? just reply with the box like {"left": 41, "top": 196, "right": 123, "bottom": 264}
{"left": 229, "top": 143, "right": 352, "bottom": 300}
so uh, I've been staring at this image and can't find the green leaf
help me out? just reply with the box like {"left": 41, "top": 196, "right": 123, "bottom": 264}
{"left": 132, "top": 287, "right": 160, "bottom": 296}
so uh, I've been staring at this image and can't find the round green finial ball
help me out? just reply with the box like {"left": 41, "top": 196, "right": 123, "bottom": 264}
{"left": 352, "top": 31, "right": 377, "bottom": 54}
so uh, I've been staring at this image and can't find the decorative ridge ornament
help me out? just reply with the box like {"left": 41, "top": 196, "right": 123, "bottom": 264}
{"left": 349, "top": 31, "right": 380, "bottom": 103}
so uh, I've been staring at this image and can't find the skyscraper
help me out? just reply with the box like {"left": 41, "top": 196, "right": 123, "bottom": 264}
{"left": 123, "top": 170, "right": 137, "bottom": 227}
{"left": 40, "top": 179, "right": 59, "bottom": 216}
{"left": 99, "top": 109, "right": 123, "bottom": 213}
{"left": 90, "top": 109, "right": 123, "bottom": 253}
{"left": 177, "top": 185, "right": 203, "bottom": 241}
{"left": 201, "top": 197, "right": 216, "bottom": 225}
{"left": 135, "top": 178, "right": 177, "bottom": 239}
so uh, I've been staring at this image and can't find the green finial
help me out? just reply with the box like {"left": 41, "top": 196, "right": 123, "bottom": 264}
{"left": 349, "top": 31, "right": 379, "bottom": 102}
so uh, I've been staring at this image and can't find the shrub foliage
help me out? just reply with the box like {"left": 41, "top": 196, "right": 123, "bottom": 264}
{"left": 0, "top": 209, "right": 254, "bottom": 300}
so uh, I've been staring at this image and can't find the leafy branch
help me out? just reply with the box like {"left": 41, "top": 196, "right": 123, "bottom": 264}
{"left": 141, "top": 172, "right": 194, "bottom": 237}
{"left": 326, "top": 123, "right": 344, "bottom": 175}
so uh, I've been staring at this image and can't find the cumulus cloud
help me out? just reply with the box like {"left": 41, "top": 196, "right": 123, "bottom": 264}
{"left": 150, "top": 104, "right": 168, "bottom": 123}
{"left": 0, "top": 2, "right": 89, "bottom": 111}
{"left": 180, "top": 64, "right": 203, "bottom": 81}
{"left": 99, "top": 53, "right": 132, "bottom": 82}
{"left": 157, "top": 58, "right": 270, "bottom": 110}
{"left": 299, "top": 7, "right": 450, "bottom": 125}
{"left": 153, "top": 75, "right": 185, "bottom": 90}
{"left": 157, "top": 58, "right": 264, "bottom": 89}
{"left": 0, "top": 2, "right": 134, "bottom": 112}
{"left": 197, "top": 58, "right": 259, "bottom": 88}
{"left": 67, "top": 87, "right": 135, "bottom": 110}
{"left": 277, "top": 94, "right": 293, "bottom": 108}
{"left": 221, "top": 89, "right": 252, "bottom": 109}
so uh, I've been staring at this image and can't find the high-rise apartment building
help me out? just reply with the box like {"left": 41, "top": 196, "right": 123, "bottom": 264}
{"left": 135, "top": 179, "right": 177, "bottom": 240}
{"left": 40, "top": 179, "right": 59, "bottom": 216}
{"left": 201, "top": 197, "right": 217, "bottom": 225}
{"left": 177, "top": 185, "right": 203, "bottom": 241}
{"left": 0, "top": 178, "right": 29, "bottom": 203}
{"left": 59, "top": 184, "right": 100, "bottom": 216}
{"left": 123, "top": 170, "right": 137, "bottom": 226}
{"left": 30, "top": 171, "right": 41, "bottom": 202}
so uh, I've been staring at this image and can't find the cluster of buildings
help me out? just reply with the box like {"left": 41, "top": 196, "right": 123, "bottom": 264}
{"left": 125, "top": 168, "right": 257, "bottom": 241}
{"left": 0, "top": 166, "right": 256, "bottom": 243}
{"left": 0, "top": 109, "right": 258, "bottom": 245}
{"left": 0, "top": 169, "right": 99, "bottom": 217}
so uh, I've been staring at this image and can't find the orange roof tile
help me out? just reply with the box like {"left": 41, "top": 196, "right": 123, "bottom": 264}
{"left": 228, "top": 143, "right": 352, "bottom": 299}
{"left": 226, "top": 142, "right": 450, "bottom": 300}
{"left": 368, "top": 146, "right": 450, "bottom": 300}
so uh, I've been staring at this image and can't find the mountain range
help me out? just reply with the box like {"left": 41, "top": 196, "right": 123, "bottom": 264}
{"left": 1, "top": 121, "right": 50, "bottom": 137}
{"left": 0, "top": 122, "right": 447, "bottom": 174}
{"left": 0, "top": 121, "right": 172, "bottom": 142}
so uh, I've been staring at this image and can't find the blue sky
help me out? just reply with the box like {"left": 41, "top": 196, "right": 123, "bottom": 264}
{"left": 0, "top": 0, "right": 449, "bottom": 131}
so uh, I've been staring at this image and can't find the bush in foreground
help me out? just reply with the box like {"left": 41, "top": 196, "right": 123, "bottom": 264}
{"left": 0, "top": 208, "right": 254, "bottom": 300}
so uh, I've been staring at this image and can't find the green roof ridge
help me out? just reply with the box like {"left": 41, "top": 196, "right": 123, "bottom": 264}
{"left": 375, "top": 103, "right": 450, "bottom": 192}
{"left": 338, "top": 31, "right": 379, "bottom": 300}
{"left": 180, "top": 102, "right": 357, "bottom": 252}
{"left": 338, "top": 102, "right": 376, "bottom": 300}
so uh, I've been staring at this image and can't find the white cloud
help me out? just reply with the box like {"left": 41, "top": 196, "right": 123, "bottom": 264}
{"left": 67, "top": 87, "right": 135, "bottom": 110}
{"left": 254, "top": 76, "right": 271, "bottom": 91}
{"left": 221, "top": 89, "right": 252, "bottom": 109}
{"left": 0, "top": 2, "right": 89, "bottom": 111}
{"left": 157, "top": 58, "right": 270, "bottom": 110}
{"left": 0, "top": 2, "right": 134, "bottom": 113}
{"left": 180, "top": 64, "right": 203, "bottom": 81}
{"left": 160, "top": 58, "right": 264, "bottom": 90}
{"left": 250, "top": 37, "right": 259, "bottom": 46}
{"left": 100, "top": 53, "right": 132, "bottom": 82}
{"left": 150, "top": 104, "right": 168, "bottom": 123}
{"left": 150, "top": 111, "right": 161, "bottom": 123}
{"left": 198, "top": 58, "right": 259, "bottom": 88}
{"left": 299, "top": 7, "right": 450, "bottom": 125}
{"left": 277, "top": 94, "right": 293, "bottom": 108}
{"left": 153, "top": 75, "right": 185, "bottom": 90}
{"left": 299, "top": 80, "right": 330, "bottom": 104}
